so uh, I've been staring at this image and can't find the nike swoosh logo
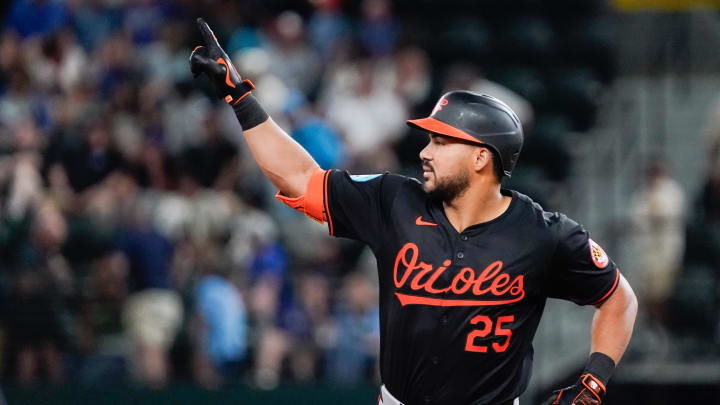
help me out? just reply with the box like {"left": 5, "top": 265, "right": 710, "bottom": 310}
{"left": 215, "top": 58, "right": 236, "bottom": 88}
{"left": 415, "top": 216, "right": 437, "bottom": 226}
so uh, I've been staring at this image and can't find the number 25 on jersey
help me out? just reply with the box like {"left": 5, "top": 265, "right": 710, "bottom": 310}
{"left": 465, "top": 315, "right": 514, "bottom": 353}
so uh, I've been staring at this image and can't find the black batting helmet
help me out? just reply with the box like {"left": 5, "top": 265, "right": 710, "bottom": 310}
{"left": 406, "top": 91, "right": 524, "bottom": 178}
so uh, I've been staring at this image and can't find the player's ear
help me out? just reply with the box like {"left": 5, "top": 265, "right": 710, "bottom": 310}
{"left": 472, "top": 147, "right": 492, "bottom": 174}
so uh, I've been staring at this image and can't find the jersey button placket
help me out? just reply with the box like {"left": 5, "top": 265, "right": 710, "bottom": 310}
{"left": 431, "top": 356, "right": 440, "bottom": 365}
{"left": 460, "top": 235, "right": 468, "bottom": 241}
{"left": 456, "top": 251, "right": 464, "bottom": 259}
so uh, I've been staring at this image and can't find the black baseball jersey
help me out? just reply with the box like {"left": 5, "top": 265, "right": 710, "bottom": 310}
{"left": 285, "top": 170, "right": 620, "bottom": 405}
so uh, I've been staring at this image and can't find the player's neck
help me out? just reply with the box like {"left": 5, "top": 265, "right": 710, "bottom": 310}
{"left": 442, "top": 182, "right": 510, "bottom": 233}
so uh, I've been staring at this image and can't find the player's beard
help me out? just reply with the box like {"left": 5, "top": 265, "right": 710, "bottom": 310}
{"left": 424, "top": 166, "right": 470, "bottom": 203}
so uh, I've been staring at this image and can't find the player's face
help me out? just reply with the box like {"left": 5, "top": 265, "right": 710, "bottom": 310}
{"left": 419, "top": 134, "right": 474, "bottom": 201}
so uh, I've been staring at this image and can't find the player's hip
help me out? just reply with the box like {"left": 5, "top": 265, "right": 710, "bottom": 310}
{"left": 378, "top": 384, "right": 519, "bottom": 405}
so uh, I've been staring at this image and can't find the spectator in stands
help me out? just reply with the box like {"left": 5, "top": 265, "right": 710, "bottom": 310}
{"left": 39, "top": 29, "right": 88, "bottom": 96}
{"left": 323, "top": 58, "right": 406, "bottom": 172}
{"left": 56, "top": 115, "right": 127, "bottom": 193}
{"left": 285, "top": 91, "right": 345, "bottom": 169}
{"left": 5, "top": 0, "right": 69, "bottom": 39}
{"left": 280, "top": 272, "right": 333, "bottom": 383}
{"left": 3, "top": 199, "right": 71, "bottom": 385}
{"left": 67, "top": 0, "right": 120, "bottom": 51}
{"left": 326, "top": 272, "right": 380, "bottom": 385}
{"left": 234, "top": 47, "right": 293, "bottom": 121}
{"left": 192, "top": 265, "right": 248, "bottom": 389}
{"left": 247, "top": 230, "right": 291, "bottom": 390}
{"left": 0, "top": 59, "right": 38, "bottom": 128}
{"left": 388, "top": 45, "right": 431, "bottom": 107}
{"left": 629, "top": 163, "right": 686, "bottom": 328}
{"left": 180, "top": 113, "right": 238, "bottom": 190}
{"left": 77, "top": 250, "right": 130, "bottom": 384}
{"left": 307, "top": 0, "right": 350, "bottom": 62}
{"left": 358, "top": 0, "right": 399, "bottom": 57}
{"left": 123, "top": 0, "right": 167, "bottom": 47}
{"left": 118, "top": 195, "right": 183, "bottom": 388}
{"left": 161, "top": 82, "right": 212, "bottom": 156}
{"left": 265, "top": 11, "right": 322, "bottom": 96}
{"left": 5, "top": 270, "right": 67, "bottom": 385}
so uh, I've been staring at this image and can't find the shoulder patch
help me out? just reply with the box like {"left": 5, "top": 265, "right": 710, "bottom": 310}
{"left": 589, "top": 239, "right": 609, "bottom": 269}
{"left": 349, "top": 174, "right": 382, "bottom": 182}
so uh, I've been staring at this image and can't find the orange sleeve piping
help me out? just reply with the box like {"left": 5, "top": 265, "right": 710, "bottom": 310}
{"left": 323, "top": 170, "right": 334, "bottom": 235}
{"left": 589, "top": 269, "right": 620, "bottom": 306}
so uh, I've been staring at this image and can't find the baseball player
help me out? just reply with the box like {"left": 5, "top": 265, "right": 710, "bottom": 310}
{"left": 190, "top": 18, "right": 637, "bottom": 405}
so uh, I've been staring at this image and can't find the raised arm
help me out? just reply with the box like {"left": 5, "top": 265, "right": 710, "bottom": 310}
{"left": 241, "top": 118, "right": 319, "bottom": 198}
{"left": 189, "top": 18, "right": 318, "bottom": 198}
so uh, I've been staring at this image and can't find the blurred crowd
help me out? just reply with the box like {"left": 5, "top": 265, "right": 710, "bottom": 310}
{"left": 0, "top": 0, "right": 621, "bottom": 390}
{"left": 623, "top": 95, "right": 720, "bottom": 363}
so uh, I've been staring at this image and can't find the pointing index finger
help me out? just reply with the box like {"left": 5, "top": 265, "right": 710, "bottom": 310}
{"left": 196, "top": 18, "right": 220, "bottom": 48}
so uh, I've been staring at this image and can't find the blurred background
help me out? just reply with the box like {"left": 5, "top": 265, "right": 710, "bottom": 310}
{"left": 0, "top": 0, "right": 719, "bottom": 404}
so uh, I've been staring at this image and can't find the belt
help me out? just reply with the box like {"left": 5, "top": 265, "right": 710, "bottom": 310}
{"left": 378, "top": 385, "right": 519, "bottom": 405}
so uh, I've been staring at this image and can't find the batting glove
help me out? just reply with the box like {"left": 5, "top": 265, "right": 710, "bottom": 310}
{"left": 190, "top": 18, "right": 254, "bottom": 105}
{"left": 541, "top": 373, "right": 606, "bottom": 405}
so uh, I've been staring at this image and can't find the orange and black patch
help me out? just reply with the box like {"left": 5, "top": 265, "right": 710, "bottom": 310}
{"left": 589, "top": 239, "right": 609, "bottom": 269}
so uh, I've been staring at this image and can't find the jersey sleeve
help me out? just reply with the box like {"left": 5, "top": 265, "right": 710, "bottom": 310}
{"left": 324, "top": 170, "right": 408, "bottom": 245}
{"left": 544, "top": 214, "right": 620, "bottom": 306}
{"left": 275, "top": 169, "right": 407, "bottom": 248}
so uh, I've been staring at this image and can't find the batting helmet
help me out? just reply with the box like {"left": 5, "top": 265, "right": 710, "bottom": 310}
{"left": 406, "top": 91, "right": 524, "bottom": 178}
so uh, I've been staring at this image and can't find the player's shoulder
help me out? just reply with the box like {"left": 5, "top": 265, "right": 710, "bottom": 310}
{"left": 332, "top": 170, "right": 419, "bottom": 188}
{"left": 508, "top": 189, "right": 551, "bottom": 222}
{"left": 509, "top": 190, "right": 582, "bottom": 234}
{"left": 510, "top": 189, "right": 544, "bottom": 213}
{"left": 330, "top": 170, "right": 422, "bottom": 207}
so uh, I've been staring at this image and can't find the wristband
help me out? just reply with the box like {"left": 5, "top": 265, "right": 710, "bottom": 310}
{"left": 232, "top": 93, "right": 269, "bottom": 131}
{"left": 583, "top": 352, "right": 615, "bottom": 385}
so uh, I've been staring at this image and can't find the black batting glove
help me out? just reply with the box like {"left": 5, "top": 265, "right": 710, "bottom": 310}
{"left": 541, "top": 373, "right": 606, "bottom": 405}
{"left": 190, "top": 18, "right": 254, "bottom": 105}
